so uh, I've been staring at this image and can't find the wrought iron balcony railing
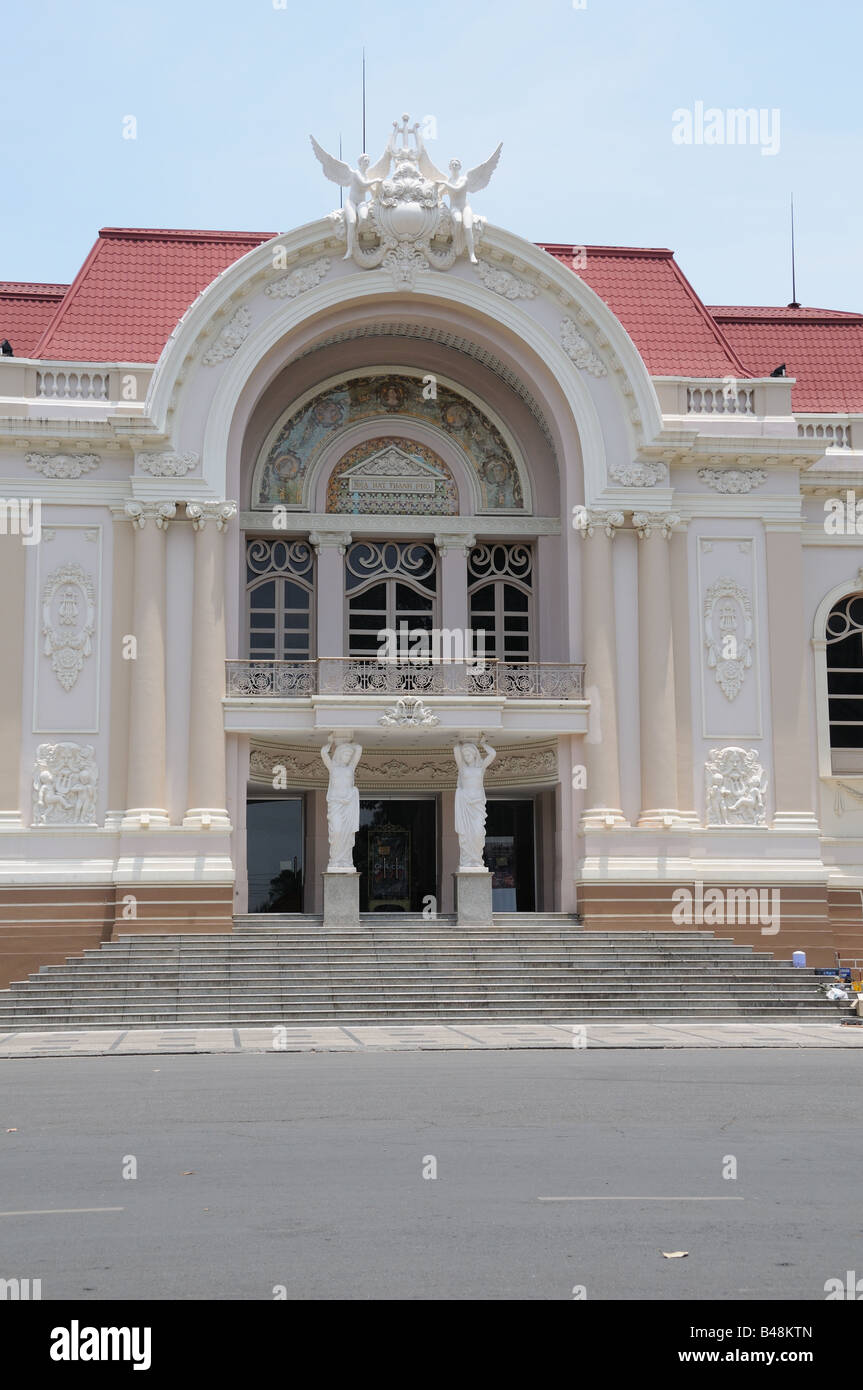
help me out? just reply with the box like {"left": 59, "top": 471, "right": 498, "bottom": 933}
{"left": 226, "top": 658, "right": 585, "bottom": 700}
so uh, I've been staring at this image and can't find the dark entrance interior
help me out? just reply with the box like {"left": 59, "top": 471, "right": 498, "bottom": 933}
{"left": 357, "top": 798, "right": 436, "bottom": 912}
{"left": 246, "top": 797, "right": 304, "bottom": 912}
{"left": 484, "top": 799, "right": 536, "bottom": 912}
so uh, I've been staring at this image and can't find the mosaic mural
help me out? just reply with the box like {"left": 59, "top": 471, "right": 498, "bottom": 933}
{"left": 252, "top": 373, "right": 525, "bottom": 512}
{"left": 326, "top": 437, "right": 458, "bottom": 515}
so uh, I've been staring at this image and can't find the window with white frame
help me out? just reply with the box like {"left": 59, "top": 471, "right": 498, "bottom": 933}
{"left": 468, "top": 543, "right": 534, "bottom": 663}
{"left": 826, "top": 590, "right": 863, "bottom": 754}
{"left": 246, "top": 539, "right": 314, "bottom": 661}
{"left": 345, "top": 541, "right": 437, "bottom": 658}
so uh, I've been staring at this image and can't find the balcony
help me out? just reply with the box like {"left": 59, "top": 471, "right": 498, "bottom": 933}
{"left": 226, "top": 658, "right": 586, "bottom": 700}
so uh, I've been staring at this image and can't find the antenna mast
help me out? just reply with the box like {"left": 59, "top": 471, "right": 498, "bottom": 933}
{"left": 362, "top": 48, "right": 366, "bottom": 153}
{"left": 788, "top": 193, "right": 800, "bottom": 308}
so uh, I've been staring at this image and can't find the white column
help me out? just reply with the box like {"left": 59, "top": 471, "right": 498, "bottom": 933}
{"left": 435, "top": 532, "right": 475, "bottom": 644}
{"left": 310, "top": 531, "right": 350, "bottom": 680}
{"left": 183, "top": 501, "right": 236, "bottom": 830}
{"left": 122, "top": 501, "right": 175, "bottom": 829}
{"left": 573, "top": 509, "right": 627, "bottom": 827}
{"left": 634, "top": 511, "right": 681, "bottom": 828}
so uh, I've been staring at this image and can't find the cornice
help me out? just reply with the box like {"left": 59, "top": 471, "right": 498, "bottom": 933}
{"left": 240, "top": 511, "right": 562, "bottom": 536}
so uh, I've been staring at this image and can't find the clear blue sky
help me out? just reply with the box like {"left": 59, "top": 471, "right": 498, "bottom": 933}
{"left": 3, "top": 0, "right": 860, "bottom": 310}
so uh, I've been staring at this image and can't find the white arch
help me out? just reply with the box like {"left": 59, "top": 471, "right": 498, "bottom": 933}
{"left": 812, "top": 574, "right": 863, "bottom": 640}
{"left": 307, "top": 419, "right": 479, "bottom": 516}
{"left": 145, "top": 217, "right": 663, "bottom": 507}
{"left": 247, "top": 363, "right": 533, "bottom": 515}
{"left": 811, "top": 572, "right": 863, "bottom": 779}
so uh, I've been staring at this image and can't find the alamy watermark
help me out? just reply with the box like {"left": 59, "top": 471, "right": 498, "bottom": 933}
{"left": 672, "top": 102, "right": 780, "bottom": 157}
{"left": 377, "top": 623, "right": 487, "bottom": 670}
{"left": 824, "top": 491, "right": 863, "bottom": 535}
{"left": 672, "top": 880, "right": 780, "bottom": 935}
{"left": 0, "top": 498, "right": 41, "bottom": 545}
{"left": 825, "top": 1271, "right": 863, "bottom": 1299}
{"left": 0, "top": 1276, "right": 41, "bottom": 1299}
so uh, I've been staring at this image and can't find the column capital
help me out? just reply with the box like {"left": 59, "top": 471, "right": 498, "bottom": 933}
{"left": 571, "top": 506, "right": 625, "bottom": 539}
{"left": 186, "top": 500, "right": 237, "bottom": 531}
{"left": 633, "top": 511, "right": 680, "bottom": 540}
{"left": 434, "top": 531, "right": 476, "bottom": 555}
{"left": 123, "top": 500, "right": 176, "bottom": 530}
{"left": 310, "top": 529, "right": 351, "bottom": 555}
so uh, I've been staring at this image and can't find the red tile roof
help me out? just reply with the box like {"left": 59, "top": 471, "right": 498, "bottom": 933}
{"left": 0, "top": 283, "right": 69, "bottom": 358}
{"left": 539, "top": 244, "right": 750, "bottom": 378}
{"left": 33, "top": 228, "right": 275, "bottom": 363}
{"left": 7, "top": 227, "right": 862, "bottom": 414}
{"left": 709, "top": 306, "right": 863, "bottom": 412}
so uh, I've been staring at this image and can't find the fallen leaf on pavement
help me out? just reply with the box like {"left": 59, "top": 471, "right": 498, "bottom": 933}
{"left": 662, "top": 1251, "right": 689, "bottom": 1259}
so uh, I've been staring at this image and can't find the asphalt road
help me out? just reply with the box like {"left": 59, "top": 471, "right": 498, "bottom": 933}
{"left": 1, "top": 1050, "right": 859, "bottom": 1300}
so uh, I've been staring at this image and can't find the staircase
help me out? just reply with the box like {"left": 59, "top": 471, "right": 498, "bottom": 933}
{"left": 0, "top": 914, "right": 845, "bottom": 1030}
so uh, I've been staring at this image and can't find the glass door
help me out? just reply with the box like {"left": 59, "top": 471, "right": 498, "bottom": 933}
{"left": 484, "top": 800, "right": 536, "bottom": 911}
{"left": 246, "top": 797, "right": 304, "bottom": 912}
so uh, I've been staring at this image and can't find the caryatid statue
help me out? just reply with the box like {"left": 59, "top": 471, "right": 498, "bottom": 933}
{"left": 309, "top": 135, "right": 393, "bottom": 261}
{"left": 453, "top": 737, "right": 497, "bottom": 869}
{"left": 321, "top": 735, "right": 362, "bottom": 870}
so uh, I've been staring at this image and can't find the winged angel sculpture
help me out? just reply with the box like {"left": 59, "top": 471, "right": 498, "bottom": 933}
{"left": 310, "top": 115, "right": 502, "bottom": 284}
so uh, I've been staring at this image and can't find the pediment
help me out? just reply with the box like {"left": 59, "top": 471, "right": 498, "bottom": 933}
{"left": 340, "top": 444, "right": 445, "bottom": 491}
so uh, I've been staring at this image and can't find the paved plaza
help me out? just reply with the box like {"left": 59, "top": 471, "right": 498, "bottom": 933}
{"left": 0, "top": 1018, "right": 860, "bottom": 1057}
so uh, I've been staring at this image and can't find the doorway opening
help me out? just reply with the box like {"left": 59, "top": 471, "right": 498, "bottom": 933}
{"left": 246, "top": 797, "right": 304, "bottom": 912}
{"left": 484, "top": 799, "right": 536, "bottom": 912}
{"left": 357, "top": 798, "right": 437, "bottom": 912}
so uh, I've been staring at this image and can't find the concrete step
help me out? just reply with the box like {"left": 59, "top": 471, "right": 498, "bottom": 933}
{"left": 0, "top": 986, "right": 833, "bottom": 1008}
{"left": 0, "top": 1008, "right": 841, "bottom": 1030}
{"left": 0, "top": 921, "right": 842, "bottom": 1031}
{"left": 7, "top": 968, "right": 827, "bottom": 987}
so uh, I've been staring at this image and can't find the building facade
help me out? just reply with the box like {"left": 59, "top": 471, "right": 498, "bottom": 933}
{"left": 1, "top": 123, "right": 862, "bottom": 983}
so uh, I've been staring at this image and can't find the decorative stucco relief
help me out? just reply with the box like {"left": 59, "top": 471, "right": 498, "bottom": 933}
{"left": 705, "top": 746, "right": 767, "bottom": 826}
{"left": 26, "top": 453, "right": 101, "bottom": 479}
{"left": 186, "top": 500, "right": 237, "bottom": 531}
{"left": 136, "top": 452, "right": 199, "bottom": 478}
{"left": 249, "top": 741, "right": 558, "bottom": 789}
{"left": 32, "top": 742, "right": 99, "bottom": 826}
{"left": 703, "top": 576, "right": 754, "bottom": 701}
{"left": 560, "top": 318, "right": 607, "bottom": 377}
{"left": 474, "top": 260, "right": 537, "bottom": 299}
{"left": 41, "top": 563, "right": 96, "bottom": 692}
{"left": 571, "top": 507, "right": 625, "bottom": 538}
{"left": 326, "top": 438, "right": 458, "bottom": 516}
{"left": 610, "top": 460, "right": 667, "bottom": 487}
{"left": 124, "top": 501, "right": 176, "bottom": 529}
{"left": 313, "top": 114, "right": 501, "bottom": 286}
{"left": 265, "top": 255, "right": 332, "bottom": 300}
{"left": 378, "top": 697, "right": 440, "bottom": 727}
{"left": 202, "top": 307, "right": 252, "bottom": 365}
{"left": 697, "top": 467, "right": 767, "bottom": 494}
{"left": 833, "top": 782, "right": 863, "bottom": 817}
{"left": 633, "top": 511, "right": 680, "bottom": 539}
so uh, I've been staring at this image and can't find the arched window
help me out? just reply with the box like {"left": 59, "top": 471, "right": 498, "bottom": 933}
{"left": 826, "top": 590, "right": 863, "bottom": 764}
{"left": 245, "top": 539, "right": 314, "bottom": 660}
{"left": 345, "top": 541, "right": 437, "bottom": 657}
{"left": 468, "top": 544, "right": 534, "bottom": 663}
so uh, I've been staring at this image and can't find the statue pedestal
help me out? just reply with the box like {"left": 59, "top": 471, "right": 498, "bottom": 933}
{"left": 323, "top": 870, "right": 360, "bottom": 927}
{"left": 453, "top": 869, "right": 493, "bottom": 927}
